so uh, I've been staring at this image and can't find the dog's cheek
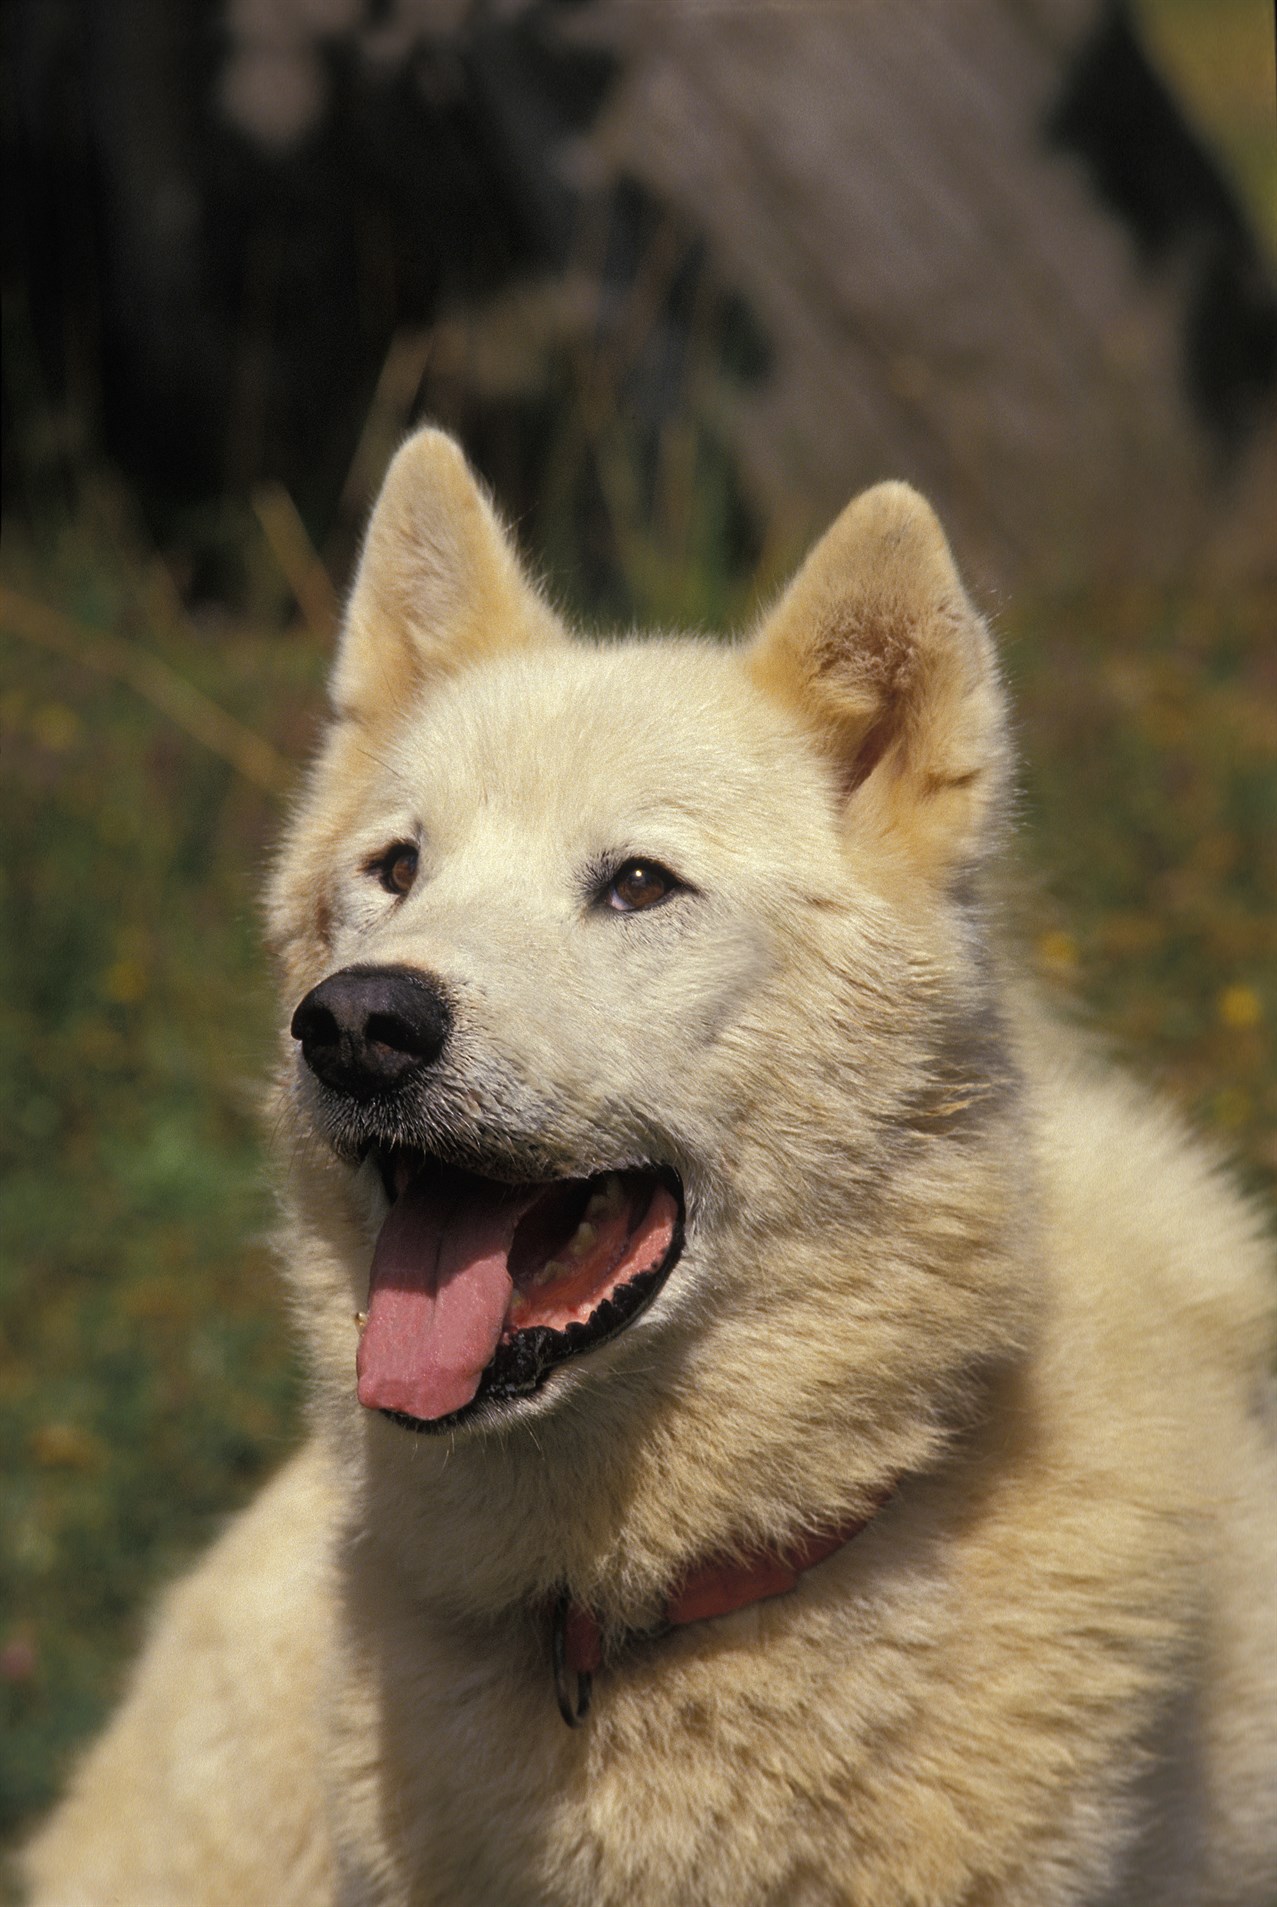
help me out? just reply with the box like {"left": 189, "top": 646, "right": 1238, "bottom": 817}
{"left": 595, "top": 912, "right": 776, "bottom": 1088}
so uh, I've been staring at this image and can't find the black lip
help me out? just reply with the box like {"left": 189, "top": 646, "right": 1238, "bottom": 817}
{"left": 378, "top": 1164, "right": 686, "bottom": 1437}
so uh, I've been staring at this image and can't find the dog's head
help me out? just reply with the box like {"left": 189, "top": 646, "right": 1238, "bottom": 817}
{"left": 268, "top": 429, "right": 1033, "bottom": 1608}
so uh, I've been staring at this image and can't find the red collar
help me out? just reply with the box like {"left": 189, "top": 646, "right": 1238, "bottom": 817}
{"left": 551, "top": 1496, "right": 889, "bottom": 1726}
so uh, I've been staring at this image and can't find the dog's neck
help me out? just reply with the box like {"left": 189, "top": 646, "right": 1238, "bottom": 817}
{"left": 549, "top": 1492, "right": 893, "bottom": 1725}
{"left": 562, "top": 1495, "right": 891, "bottom": 1668}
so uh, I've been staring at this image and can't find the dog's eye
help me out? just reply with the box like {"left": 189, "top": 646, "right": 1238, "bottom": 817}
{"left": 371, "top": 843, "right": 419, "bottom": 897}
{"left": 608, "top": 859, "right": 678, "bottom": 912}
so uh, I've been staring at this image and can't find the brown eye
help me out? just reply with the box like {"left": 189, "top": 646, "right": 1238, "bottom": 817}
{"left": 374, "top": 843, "right": 418, "bottom": 896}
{"left": 608, "top": 859, "right": 677, "bottom": 912}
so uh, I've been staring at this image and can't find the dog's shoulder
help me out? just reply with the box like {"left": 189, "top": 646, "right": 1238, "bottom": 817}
{"left": 22, "top": 1444, "right": 338, "bottom": 1907}
{"left": 1017, "top": 999, "right": 1275, "bottom": 1398}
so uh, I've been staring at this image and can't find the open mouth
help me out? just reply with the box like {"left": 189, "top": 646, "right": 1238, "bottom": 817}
{"left": 356, "top": 1151, "right": 685, "bottom": 1433}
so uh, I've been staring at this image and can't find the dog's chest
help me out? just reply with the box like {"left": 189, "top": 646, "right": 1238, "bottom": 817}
{"left": 343, "top": 1609, "right": 876, "bottom": 1907}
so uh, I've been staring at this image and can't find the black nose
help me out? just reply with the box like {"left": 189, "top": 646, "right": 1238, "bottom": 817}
{"left": 290, "top": 965, "right": 452, "bottom": 1098}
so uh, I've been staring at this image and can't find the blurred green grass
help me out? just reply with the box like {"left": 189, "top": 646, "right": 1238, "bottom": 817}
{"left": 0, "top": 498, "right": 321, "bottom": 1839}
{"left": 1006, "top": 581, "right": 1277, "bottom": 1173}
{"left": 2, "top": 463, "right": 1274, "bottom": 1848}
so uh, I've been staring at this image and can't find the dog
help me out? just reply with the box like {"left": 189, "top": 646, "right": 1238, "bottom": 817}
{"left": 25, "top": 428, "right": 1277, "bottom": 1906}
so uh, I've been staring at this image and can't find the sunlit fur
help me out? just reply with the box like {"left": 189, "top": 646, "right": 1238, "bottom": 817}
{"left": 27, "top": 430, "right": 1276, "bottom": 1907}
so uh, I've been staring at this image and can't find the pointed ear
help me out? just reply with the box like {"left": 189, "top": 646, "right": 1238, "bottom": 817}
{"left": 331, "top": 427, "right": 561, "bottom": 723}
{"left": 747, "top": 482, "right": 1011, "bottom": 876}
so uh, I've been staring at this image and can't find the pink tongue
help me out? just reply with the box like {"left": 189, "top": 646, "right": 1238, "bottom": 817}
{"left": 356, "top": 1172, "right": 534, "bottom": 1422}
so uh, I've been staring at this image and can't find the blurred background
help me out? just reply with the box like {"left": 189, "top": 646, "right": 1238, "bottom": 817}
{"left": 2, "top": 0, "right": 1274, "bottom": 1853}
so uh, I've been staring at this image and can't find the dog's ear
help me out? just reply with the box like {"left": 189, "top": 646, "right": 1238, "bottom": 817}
{"left": 747, "top": 482, "right": 1010, "bottom": 876}
{"left": 331, "top": 427, "right": 560, "bottom": 723}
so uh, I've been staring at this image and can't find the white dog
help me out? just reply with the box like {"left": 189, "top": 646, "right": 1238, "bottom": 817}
{"left": 27, "top": 429, "right": 1277, "bottom": 1906}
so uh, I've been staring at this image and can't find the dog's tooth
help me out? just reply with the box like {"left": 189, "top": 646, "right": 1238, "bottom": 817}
{"left": 533, "top": 1258, "right": 566, "bottom": 1287}
{"left": 354, "top": 1311, "right": 368, "bottom": 1333}
{"left": 587, "top": 1174, "right": 624, "bottom": 1220}
{"left": 568, "top": 1221, "right": 597, "bottom": 1259}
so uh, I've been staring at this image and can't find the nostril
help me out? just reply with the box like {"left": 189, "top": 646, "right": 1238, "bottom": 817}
{"left": 365, "top": 1009, "right": 440, "bottom": 1060}
{"left": 291, "top": 1001, "right": 340, "bottom": 1048}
